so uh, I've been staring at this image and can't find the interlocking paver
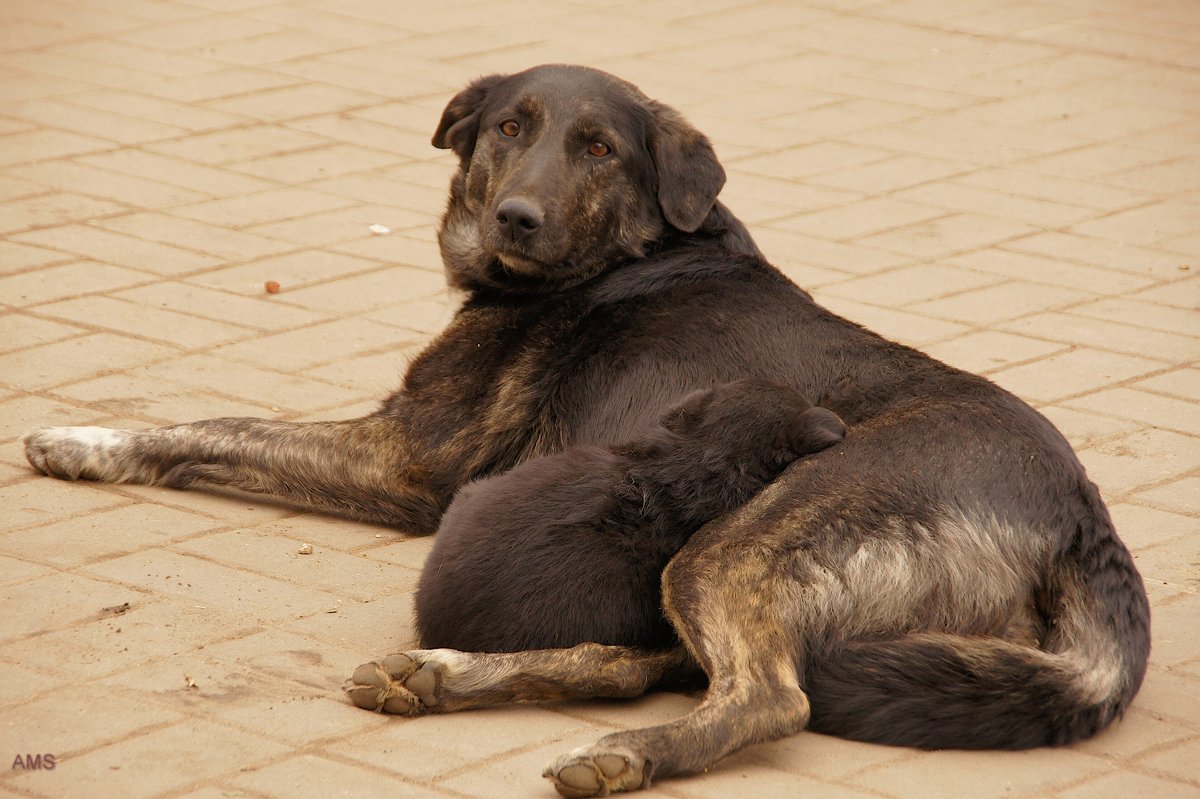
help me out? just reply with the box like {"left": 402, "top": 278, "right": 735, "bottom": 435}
{"left": 851, "top": 746, "right": 1113, "bottom": 799}
{"left": 247, "top": 205, "right": 432, "bottom": 247}
{"left": 186, "top": 249, "right": 376, "bottom": 293}
{"left": 331, "top": 708, "right": 595, "bottom": 784}
{"left": 0, "top": 333, "right": 176, "bottom": 390}
{"left": 145, "top": 124, "right": 329, "bottom": 166}
{"left": 135, "top": 354, "right": 365, "bottom": 411}
{"left": 95, "top": 212, "right": 296, "bottom": 260}
{"left": 1040, "top": 405, "right": 1142, "bottom": 451}
{"left": 908, "top": 280, "right": 1094, "bottom": 325}
{"left": 1055, "top": 771, "right": 1198, "bottom": 799}
{"left": 283, "top": 591, "right": 416, "bottom": 653}
{"left": 0, "top": 395, "right": 105, "bottom": 441}
{"left": 170, "top": 187, "right": 356, "bottom": 228}
{"left": 0, "top": 503, "right": 221, "bottom": 568}
{"left": 948, "top": 248, "right": 1158, "bottom": 294}
{"left": 6, "top": 160, "right": 210, "bottom": 207}
{"left": 0, "top": 661, "right": 53, "bottom": 708}
{"left": 1111, "top": 503, "right": 1199, "bottom": 554}
{"left": 232, "top": 754, "right": 443, "bottom": 799}
{"left": 0, "top": 570, "right": 136, "bottom": 641}
{"left": 862, "top": 213, "right": 1038, "bottom": 259}
{"left": 6, "top": 720, "right": 289, "bottom": 799}
{"left": 922, "top": 330, "right": 1067, "bottom": 375}
{"left": 11, "top": 224, "right": 222, "bottom": 274}
{"left": 0, "top": 689, "right": 184, "bottom": 758}
{"left": 36, "top": 295, "right": 251, "bottom": 348}
{"left": 1134, "top": 368, "right": 1200, "bottom": 401}
{"left": 0, "top": 597, "right": 247, "bottom": 681}
{"left": 820, "top": 263, "right": 1001, "bottom": 306}
{"left": 0, "top": 129, "right": 112, "bottom": 167}
{"left": 1000, "top": 311, "right": 1199, "bottom": 362}
{"left": 83, "top": 548, "right": 349, "bottom": 623}
{"left": 0, "top": 192, "right": 126, "bottom": 235}
{"left": 211, "top": 316, "right": 415, "bottom": 372}
{"left": 172, "top": 529, "right": 412, "bottom": 602}
{"left": 0, "top": 314, "right": 84, "bottom": 351}
{"left": 1077, "top": 428, "right": 1200, "bottom": 495}
{"left": 1136, "top": 476, "right": 1200, "bottom": 515}
{"left": 0, "top": 261, "right": 153, "bottom": 307}
{"left": 1, "top": 1, "right": 1198, "bottom": 797}
{"left": 812, "top": 292, "right": 971, "bottom": 347}
{"left": 1067, "top": 387, "right": 1200, "bottom": 437}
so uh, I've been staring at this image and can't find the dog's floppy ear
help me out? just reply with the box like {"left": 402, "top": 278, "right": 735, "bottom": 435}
{"left": 647, "top": 101, "right": 726, "bottom": 233}
{"left": 661, "top": 387, "right": 716, "bottom": 435}
{"left": 432, "top": 74, "right": 506, "bottom": 160}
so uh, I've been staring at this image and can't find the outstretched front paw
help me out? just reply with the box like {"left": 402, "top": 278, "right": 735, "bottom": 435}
{"left": 22, "top": 426, "right": 131, "bottom": 481}
{"left": 344, "top": 652, "right": 443, "bottom": 715}
{"left": 544, "top": 745, "right": 649, "bottom": 797}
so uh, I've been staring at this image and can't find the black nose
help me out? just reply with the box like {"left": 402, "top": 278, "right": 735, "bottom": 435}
{"left": 495, "top": 198, "right": 543, "bottom": 242}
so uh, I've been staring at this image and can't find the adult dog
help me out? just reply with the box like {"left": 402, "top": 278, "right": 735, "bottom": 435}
{"left": 23, "top": 64, "right": 1149, "bottom": 797}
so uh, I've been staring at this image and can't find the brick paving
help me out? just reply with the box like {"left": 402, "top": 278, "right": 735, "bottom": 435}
{"left": 0, "top": 1, "right": 1197, "bottom": 797}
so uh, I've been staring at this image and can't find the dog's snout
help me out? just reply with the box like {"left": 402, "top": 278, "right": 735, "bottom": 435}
{"left": 495, "top": 198, "right": 543, "bottom": 242}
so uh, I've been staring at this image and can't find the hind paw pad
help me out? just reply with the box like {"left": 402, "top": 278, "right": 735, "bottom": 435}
{"left": 544, "top": 747, "right": 647, "bottom": 797}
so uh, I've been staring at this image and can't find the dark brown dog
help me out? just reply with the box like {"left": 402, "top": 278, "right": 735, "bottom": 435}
{"left": 412, "top": 379, "right": 845, "bottom": 654}
{"left": 23, "top": 64, "right": 1149, "bottom": 797}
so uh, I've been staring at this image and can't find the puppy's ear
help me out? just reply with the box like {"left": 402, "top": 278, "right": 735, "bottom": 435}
{"left": 661, "top": 387, "right": 715, "bottom": 435}
{"left": 647, "top": 101, "right": 726, "bottom": 233}
{"left": 432, "top": 74, "right": 506, "bottom": 160}
{"left": 793, "top": 406, "right": 846, "bottom": 454}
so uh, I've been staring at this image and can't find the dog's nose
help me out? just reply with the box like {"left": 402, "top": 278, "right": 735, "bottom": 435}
{"left": 495, "top": 199, "right": 543, "bottom": 242}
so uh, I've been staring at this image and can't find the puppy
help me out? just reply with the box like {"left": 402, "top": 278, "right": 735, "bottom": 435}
{"left": 415, "top": 379, "right": 845, "bottom": 652}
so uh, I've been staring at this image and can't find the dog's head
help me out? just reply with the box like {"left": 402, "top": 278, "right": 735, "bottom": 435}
{"left": 432, "top": 64, "right": 726, "bottom": 291}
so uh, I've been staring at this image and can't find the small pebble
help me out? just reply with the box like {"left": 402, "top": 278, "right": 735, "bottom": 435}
{"left": 298, "top": 543, "right": 313, "bottom": 555}
{"left": 264, "top": 280, "right": 281, "bottom": 294}
{"left": 368, "top": 224, "right": 391, "bottom": 235}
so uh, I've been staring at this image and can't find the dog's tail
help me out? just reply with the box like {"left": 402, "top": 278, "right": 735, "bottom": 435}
{"left": 804, "top": 485, "right": 1150, "bottom": 749}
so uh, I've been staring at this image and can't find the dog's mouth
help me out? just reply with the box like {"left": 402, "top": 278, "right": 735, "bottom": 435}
{"left": 494, "top": 251, "right": 546, "bottom": 276}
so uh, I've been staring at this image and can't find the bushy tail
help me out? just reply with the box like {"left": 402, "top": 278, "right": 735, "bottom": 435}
{"left": 805, "top": 488, "right": 1150, "bottom": 749}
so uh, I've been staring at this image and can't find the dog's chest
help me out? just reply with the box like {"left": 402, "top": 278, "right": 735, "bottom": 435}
{"left": 395, "top": 296, "right": 590, "bottom": 466}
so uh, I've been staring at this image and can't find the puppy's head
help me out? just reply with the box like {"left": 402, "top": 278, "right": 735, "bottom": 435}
{"left": 432, "top": 64, "right": 726, "bottom": 291}
{"left": 662, "top": 379, "right": 845, "bottom": 471}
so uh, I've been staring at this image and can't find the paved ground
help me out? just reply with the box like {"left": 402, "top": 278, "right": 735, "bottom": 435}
{"left": 1, "top": 0, "right": 1197, "bottom": 797}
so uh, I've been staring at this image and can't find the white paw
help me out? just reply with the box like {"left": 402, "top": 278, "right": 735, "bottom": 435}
{"left": 23, "top": 426, "right": 132, "bottom": 481}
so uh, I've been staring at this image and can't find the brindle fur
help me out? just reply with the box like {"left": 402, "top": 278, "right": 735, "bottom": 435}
{"left": 23, "top": 64, "right": 1149, "bottom": 797}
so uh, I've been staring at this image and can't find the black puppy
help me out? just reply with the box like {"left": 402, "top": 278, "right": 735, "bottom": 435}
{"left": 415, "top": 379, "right": 845, "bottom": 652}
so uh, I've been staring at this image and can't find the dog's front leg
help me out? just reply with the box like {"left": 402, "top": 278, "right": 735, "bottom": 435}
{"left": 345, "top": 644, "right": 693, "bottom": 715}
{"left": 22, "top": 414, "right": 444, "bottom": 532}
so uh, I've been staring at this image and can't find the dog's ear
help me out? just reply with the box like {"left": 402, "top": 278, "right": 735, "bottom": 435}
{"left": 647, "top": 101, "right": 726, "bottom": 233}
{"left": 793, "top": 406, "right": 846, "bottom": 454}
{"left": 661, "top": 387, "right": 716, "bottom": 435}
{"left": 432, "top": 74, "right": 506, "bottom": 160}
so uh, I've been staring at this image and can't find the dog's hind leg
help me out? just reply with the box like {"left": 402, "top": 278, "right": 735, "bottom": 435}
{"left": 545, "top": 534, "right": 811, "bottom": 797}
{"left": 22, "top": 415, "right": 444, "bottom": 531}
{"left": 344, "top": 644, "right": 693, "bottom": 715}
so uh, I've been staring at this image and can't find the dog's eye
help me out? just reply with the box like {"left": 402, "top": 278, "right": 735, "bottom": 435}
{"left": 588, "top": 141, "right": 611, "bottom": 158}
{"left": 499, "top": 120, "right": 520, "bottom": 137}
